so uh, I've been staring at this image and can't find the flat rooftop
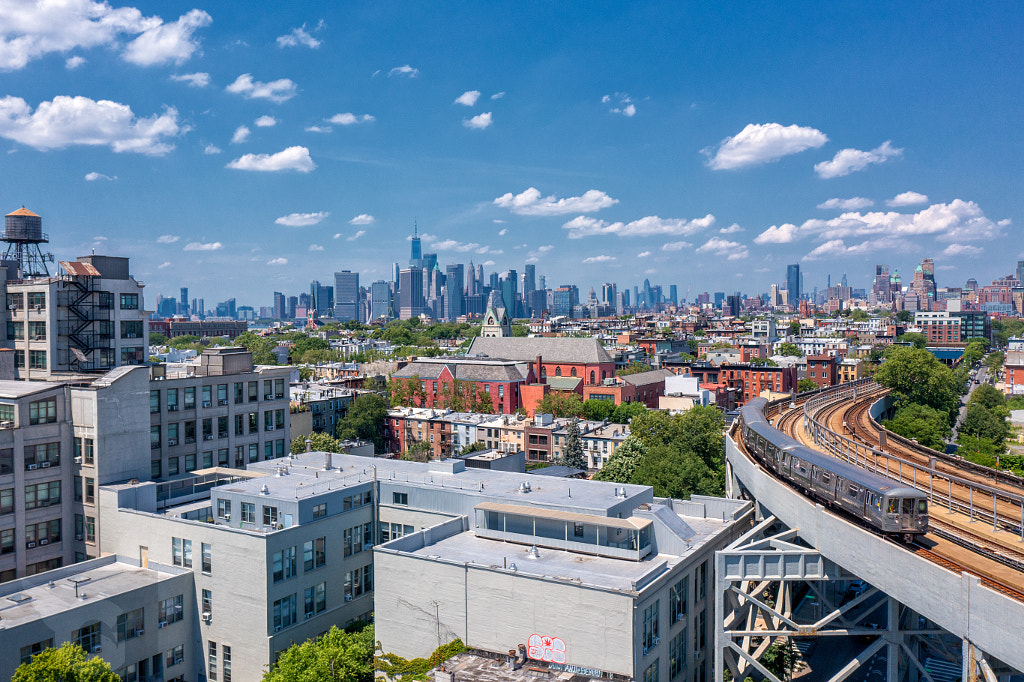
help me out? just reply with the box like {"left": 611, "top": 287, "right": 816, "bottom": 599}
{"left": 0, "top": 556, "right": 183, "bottom": 627}
{"left": 225, "top": 452, "right": 651, "bottom": 515}
{"left": 433, "top": 652, "right": 605, "bottom": 682}
{"left": 0, "top": 379, "right": 64, "bottom": 398}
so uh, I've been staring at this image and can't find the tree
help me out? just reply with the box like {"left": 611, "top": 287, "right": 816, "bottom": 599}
{"left": 788, "top": 321, "right": 801, "bottom": 336}
{"left": 749, "top": 357, "right": 778, "bottom": 367}
{"left": 797, "top": 378, "right": 819, "bottom": 393}
{"left": 883, "top": 403, "right": 950, "bottom": 451}
{"left": 760, "top": 640, "right": 799, "bottom": 682}
{"left": 896, "top": 310, "right": 914, "bottom": 323}
{"left": 617, "top": 361, "right": 653, "bottom": 376}
{"left": 288, "top": 335, "right": 331, "bottom": 363}
{"left": 875, "top": 346, "right": 962, "bottom": 423}
{"left": 985, "top": 351, "right": 1005, "bottom": 372}
{"left": 592, "top": 435, "right": 647, "bottom": 482}
{"left": 264, "top": 624, "right": 374, "bottom": 682}
{"left": 777, "top": 343, "right": 802, "bottom": 358}
{"left": 235, "top": 332, "right": 280, "bottom": 365}
{"left": 611, "top": 400, "right": 648, "bottom": 424}
{"left": 848, "top": 309, "right": 869, "bottom": 322}
{"left": 971, "top": 383, "right": 1006, "bottom": 412}
{"left": 291, "top": 432, "right": 342, "bottom": 455}
{"left": 960, "top": 403, "right": 1010, "bottom": 446}
{"left": 403, "top": 440, "right": 432, "bottom": 462}
{"left": 583, "top": 398, "right": 615, "bottom": 421}
{"left": 149, "top": 332, "right": 169, "bottom": 345}
{"left": 535, "top": 392, "right": 586, "bottom": 418}
{"left": 559, "top": 419, "right": 587, "bottom": 469}
{"left": 899, "top": 332, "right": 928, "bottom": 349}
{"left": 336, "top": 393, "right": 388, "bottom": 452}
{"left": 13, "top": 642, "right": 119, "bottom": 682}
{"left": 627, "top": 406, "right": 725, "bottom": 498}
{"left": 459, "top": 440, "right": 487, "bottom": 455}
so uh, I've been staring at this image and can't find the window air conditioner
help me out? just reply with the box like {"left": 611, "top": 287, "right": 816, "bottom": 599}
{"left": 74, "top": 456, "right": 83, "bottom": 464}
{"left": 75, "top": 534, "right": 84, "bottom": 541}
{"left": 202, "top": 401, "right": 212, "bottom": 408}
{"left": 265, "top": 394, "right": 273, "bottom": 400}
{"left": 40, "top": 461, "right": 50, "bottom": 468}
{"left": 27, "top": 463, "right": 37, "bottom": 470}
{"left": 267, "top": 425, "right": 275, "bottom": 431}
{"left": 274, "top": 625, "right": 282, "bottom": 632}
{"left": 642, "top": 646, "right": 649, "bottom": 655}
{"left": 344, "top": 594, "right": 352, "bottom": 602}
{"left": 93, "top": 646, "right": 102, "bottom": 654}
{"left": 305, "top": 612, "right": 312, "bottom": 619}
{"left": 363, "top": 544, "right": 373, "bottom": 551}
{"left": 158, "top": 622, "right": 164, "bottom": 629}
{"left": 39, "top": 538, "right": 48, "bottom": 545}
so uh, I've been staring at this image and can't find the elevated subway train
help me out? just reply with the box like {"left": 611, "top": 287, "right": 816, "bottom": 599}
{"left": 738, "top": 397, "right": 928, "bottom": 541}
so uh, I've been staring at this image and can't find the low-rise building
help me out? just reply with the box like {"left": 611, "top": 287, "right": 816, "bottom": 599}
{"left": 582, "top": 369, "right": 676, "bottom": 407}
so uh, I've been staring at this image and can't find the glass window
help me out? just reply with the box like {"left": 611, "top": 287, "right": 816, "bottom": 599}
{"left": 643, "top": 600, "right": 660, "bottom": 650}
{"left": 670, "top": 577, "right": 688, "bottom": 624}
{"left": 208, "top": 640, "right": 217, "bottom": 681}
{"left": 27, "top": 292, "right": 46, "bottom": 309}
{"left": 28, "top": 321, "right": 46, "bottom": 340}
{"left": 20, "top": 639, "right": 53, "bottom": 665}
{"left": 272, "top": 594, "right": 297, "bottom": 630}
{"left": 223, "top": 645, "right": 231, "bottom": 682}
{"left": 217, "top": 384, "right": 228, "bottom": 406}
{"left": 241, "top": 502, "right": 255, "bottom": 524}
{"left": 184, "top": 387, "right": 196, "bottom": 409}
{"left": 272, "top": 546, "right": 296, "bottom": 582}
{"left": 29, "top": 397, "right": 57, "bottom": 425}
{"left": 202, "top": 542, "right": 212, "bottom": 573}
{"left": 217, "top": 498, "right": 231, "bottom": 519}
{"left": 202, "top": 588, "right": 212, "bottom": 614}
{"left": 158, "top": 594, "right": 184, "bottom": 625}
{"left": 263, "top": 505, "right": 278, "bottom": 526}
{"left": 167, "top": 388, "right": 179, "bottom": 411}
{"left": 393, "top": 492, "right": 408, "bottom": 505}
{"left": 73, "top": 622, "right": 101, "bottom": 652}
{"left": 0, "top": 403, "right": 13, "bottom": 424}
{"left": 120, "top": 293, "right": 139, "bottom": 309}
{"left": 117, "top": 608, "right": 144, "bottom": 641}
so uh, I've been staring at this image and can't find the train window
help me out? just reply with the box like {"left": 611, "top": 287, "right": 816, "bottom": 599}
{"left": 887, "top": 499, "right": 898, "bottom": 514}
{"left": 902, "top": 499, "right": 913, "bottom": 514}
{"left": 917, "top": 500, "right": 926, "bottom": 514}
{"left": 847, "top": 484, "right": 859, "bottom": 497}
{"left": 819, "top": 472, "right": 831, "bottom": 485}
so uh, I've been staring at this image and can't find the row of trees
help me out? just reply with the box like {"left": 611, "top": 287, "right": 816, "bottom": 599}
{"left": 291, "top": 393, "right": 389, "bottom": 454}
{"left": 387, "top": 376, "right": 495, "bottom": 414}
{"left": 533, "top": 392, "right": 648, "bottom": 423}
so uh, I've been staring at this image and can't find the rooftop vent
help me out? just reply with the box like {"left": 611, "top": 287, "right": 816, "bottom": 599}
{"left": 260, "top": 484, "right": 270, "bottom": 495}
{"left": 527, "top": 546, "right": 540, "bottom": 559}
{"left": 518, "top": 481, "right": 531, "bottom": 493}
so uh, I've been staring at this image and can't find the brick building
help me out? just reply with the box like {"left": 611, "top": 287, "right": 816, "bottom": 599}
{"left": 390, "top": 357, "right": 536, "bottom": 415}
{"left": 805, "top": 354, "right": 838, "bottom": 389}
{"left": 582, "top": 368, "right": 676, "bottom": 407}
{"left": 468, "top": 337, "right": 616, "bottom": 386}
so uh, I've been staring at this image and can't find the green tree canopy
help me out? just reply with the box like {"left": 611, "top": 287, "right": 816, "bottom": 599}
{"left": 149, "top": 332, "right": 169, "bottom": 345}
{"left": 592, "top": 435, "right": 647, "bottom": 483}
{"left": 583, "top": 398, "right": 615, "bottom": 421}
{"left": 611, "top": 400, "right": 648, "bottom": 424}
{"left": 535, "top": 392, "right": 586, "bottom": 418}
{"left": 235, "top": 331, "right": 280, "bottom": 365}
{"left": 970, "top": 383, "right": 1006, "bottom": 412}
{"left": 263, "top": 624, "right": 374, "bottom": 682}
{"left": 875, "top": 346, "right": 962, "bottom": 424}
{"left": 848, "top": 309, "right": 869, "bottom": 322}
{"left": 291, "top": 431, "right": 342, "bottom": 455}
{"left": 777, "top": 342, "right": 802, "bottom": 358}
{"left": 617, "top": 361, "right": 653, "bottom": 376}
{"left": 899, "top": 332, "right": 928, "bottom": 349}
{"left": 960, "top": 402, "right": 1010, "bottom": 446}
{"left": 559, "top": 419, "right": 587, "bottom": 469}
{"left": 336, "top": 393, "right": 388, "bottom": 452}
{"left": 896, "top": 310, "right": 914, "bottom": 323}
{"left": 883, "top": 403, "right": 950, "bottom": 451}
{"left": 13, "top": 642, "right": 119, "bottom": 682}
{"left": 788, "top": 321, "right": 801, "bottom": 336}
{"left": 626, "top": 406, "right": 725, "bottom": 498}
{"left": 797, "top": 378, "right": 819, "bottom": 393}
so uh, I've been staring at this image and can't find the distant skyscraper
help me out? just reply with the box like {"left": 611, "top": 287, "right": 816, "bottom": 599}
{"left": 714, "top": 292, "right": 725, "bottom": 309}
{"left": 273, "top": 291, "right": 286, "bottom": 319}
{"left": 669, "top": 284, "right": 677, "bottom": 305}
{"left": 444, "top": 264, "right": 465, "bottom": 321}
{"left": 552, "top": 285, "right": 579, "bottom": 318}
{"left": 467, "top": 260, "right": 477, "bottom": 296}
{"left": 786, "top": 264, "right": 801, "bottom": 303}
{"left": 287, "top": 296, "right": 298, "bottom": 319}
{"left": 539, "top": 275, "right": 546, "bottom": 291}
{"left": 179, "top": 287, "right": 189, "bottom": 316}
{"left": 370, "top": 280, "right": 393, "bottom": 321}
{"left": 334, "top": 271, "right": 360, "bottom": 321}
{"left": 410, "top": 225, "right": 422, "bottom": 267}
{"left": 524, "top": 264, "right": 536, "bottom": 295}
{"left": 1017, "top": 261, "right": 1024, "bottom": 284}
{"left": 477, "top": 264, "right": 484, "bottom": 292}
{"left": 601, "top": 282, "right": 616, "bottom": 305}
{"left": 500, "top": 269, "right": 518, "bottom": 317}
{"left": 310, "top": 281, "right": 333, "bottom": 318}
{"left": 392, "top": 262, "right": 400, "bottom": 284}
{"left": 398, "top": 267, "right": 425, "bottom": 319}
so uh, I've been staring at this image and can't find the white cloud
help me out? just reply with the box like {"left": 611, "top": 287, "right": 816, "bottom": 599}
{"left": 226, "top": 146, "right": 315, "bottom": 173}
{"left": 231, "top": 126, "right": 250, "bottom": 143}
{"left": 481, "top": 260, "right": 495, "bottom": 266}
{"left": 803, "top": 239, "right": 849, "bottom": 261}
{"left": 525, "top": 256, "right": 539, "bottom": 264}
{"left": 887, "top": 191, "right": 929, "bottom": 207}
{"left": 719, "top": 223, "right": 744, "bottom": 234}
{"left": 225, "top": 74, "right": 298, "bottom": 103}
{"left": 463, "top": 112, "right": 492, "bottom": 130}
{"left": 491, "top": 91, "right": 505, "bottom": 100}
{"left": 349, "top": 214, "right": 375, "bottom": 225}
{"left": 696, "top": 237, "right": 749, "bottom": 260}
{"left": 498, "top": 228, "right": 508, "bottom": 236}
{"left": 494, "top": 187, "right": 618, "bottom": 216}
{"left": 254, "top": 115, "right": 276, "bottom": 127}
{"left": 942, "top": 243, "right": 982, "bottom": 257}
{"left": 0, "top": 2, "right": 210, "bottom": 70}
{"left": 562, "top": 214, "right": 715, "bottom": 239}
{"left": 753, "top": 223, "right": 800, "bottom": 244}
{"left": 184, "top": 241, "right": 222, "bottom": 251}
{"left": 704, "top": 122, "right": 828, "bottom": 170}
{"left": 277, "top": 24, "right": 321, "bottom": 49}
{"left": 158, "top": 261, "right": 171, "bottom": 269}
{"left": 537, "top": 245, "right": 553, "bottom": 253}
{"left": 605, "top": 93, "right": 637, "bottom": 117}
{"left": 171, "top": 71, "right": 210, "bottom": 87}
{"left": 276, "top": 211, "right": 328, "bottom": 227}
{"left": 814, "top": 140, "right": 902, "bottom": 179}
{"left": 611, "top": 103, "right": 636, "bottom": 117}
{"left": 347, "top": 230, "right": 365, "bottom": 241}
{"left": 637, "top": 251, "right": 651, "bottom": 258}
{"left": 0, "top": 95, "right": 181, "bottom": 154}
{"left": 156, "top": 234, "right": 179, "bottom": 244}
{"left": 84, "top": 171, "right": 114, "bottom": 181}
{"left": 122, "top": 9, "right": 211, "bottom": 66}
{"left": 388, "top": 64, "right": 418, "bottom": 78}
{"left": 203, "top": 144, "right": 221, "bottom": 155}
{"left": 817, "top": 197, "right": 874, "bottom": 210}
{"left": 305, "top": 125, "right": 331, "bottom": 133}
{"left": 454, "top": 90, "right": 481, "bottom": 106}
{"left": 428, "top": 238, "right": 485, "bottom": 253}
{"left": 661, "top": 241, "right": 692, "bottom": 251}
{"left": 328, "top": 112, "right": 374, "bottom": 125}
{"left": 582, "top": 255, "right": 616, "bottom": 263}
{"left": 65, "top": 55, "right": 85, "bottom": 69}
{"left": 267, "top": 257, "right": 288, "bottom": 266}
{"left": 309, "top": 243, "right": 324, "bottom": 251}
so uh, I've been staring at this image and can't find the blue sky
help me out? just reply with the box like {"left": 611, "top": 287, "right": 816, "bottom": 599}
{"left": 2, "top": 1, "right": 1023, "bottom": 307}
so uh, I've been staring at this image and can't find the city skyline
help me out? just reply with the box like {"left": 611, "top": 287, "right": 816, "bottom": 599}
{"left": 2, "top": 2, "right": 1022, "bottom": 302}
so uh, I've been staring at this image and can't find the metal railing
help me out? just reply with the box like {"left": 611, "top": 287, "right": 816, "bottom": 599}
{"left": 800, "top": 381, "right": 1024, "bottom": 540}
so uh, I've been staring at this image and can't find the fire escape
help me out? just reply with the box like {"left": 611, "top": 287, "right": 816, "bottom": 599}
{"left": 58, "top": 261, "right": 111, "bottom": 372}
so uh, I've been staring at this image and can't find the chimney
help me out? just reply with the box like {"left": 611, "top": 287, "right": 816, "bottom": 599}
{"left": 536, "top": 355, "right": 543, "bottom": 382}
{"left": 323, "top": 452, "right": 332, "bottom": 470}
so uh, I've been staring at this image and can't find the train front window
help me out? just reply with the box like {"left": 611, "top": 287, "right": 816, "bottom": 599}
{"left": 917, "top": 500, "right": 927, "bottom": 514}
{"left": 902, "top": 499, "right": 913, "bottom": 514}
{"left": 887, "top": 499, "right": 898, "bottom": 514}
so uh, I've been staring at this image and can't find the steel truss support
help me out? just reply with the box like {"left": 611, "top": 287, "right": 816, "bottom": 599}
{"left": 715, "top": 515, "right": 962, "bottom": 682}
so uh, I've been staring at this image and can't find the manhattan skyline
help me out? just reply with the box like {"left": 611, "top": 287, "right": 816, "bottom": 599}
{"left": 1, "top": 1, "right": 1022, "bottom": 302}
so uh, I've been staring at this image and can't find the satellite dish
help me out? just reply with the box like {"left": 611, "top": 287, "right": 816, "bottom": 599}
{"left": 71, "top": 348, "right": 88, "bottom": 362}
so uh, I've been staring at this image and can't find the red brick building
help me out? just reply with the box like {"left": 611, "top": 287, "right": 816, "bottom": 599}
{"left": 663, "top": 360, "right": 798, "bottom": 406}
{"left": 582, "top": 369, "right": 675, "bottom": 407}
{"left": 805, "top": 354, "right": 838, "bottom": 389}
{"left": 468, "top": 337, "right": 616, "bottom": 386}
{"left": 390, "top": 357, "right": 536, "bottom": 415}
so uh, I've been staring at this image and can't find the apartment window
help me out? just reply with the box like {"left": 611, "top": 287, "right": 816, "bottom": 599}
{"left": 248, "top": 412, "right": 258, "bottom": 433}
{"left": 264, "top": 411, "right": 273, "bottom": 431}
{"left": 202, "top": 542, "right": 212, "bottom": 573}
{"left": 272, "top": 594, "right": 297, "bottom": 630}
{"left": 670, "top": 577, "right": 688, "bottom": 625}
{"left": 276, "top": 439, "right": 285, "bottom": 457}
{"left": 312, "top": 503, "right": 327, "bottom": 519}
{"left": 272, "top": 546, "right": 296, "bottom": 582}
{"left": 167, "top": 388, "right": 179, "bottom": 411}
{"left": 20, "top": 639, "right": 53, "bottom": 665}
{"left": 121, "top": 346, "right": 144, "bottom": 365}
{"left": 0, "top": 448, "right": 11, "bottom": 475}
{"left": 234, "top": 382, "right": 244, "bottom": 405}
{"left": 248, "top": 381, "right": 258, "bottom": 402}
{"left": 85, "top": 516, "right": 95, "bottom": 543}
{"left": 166, "top": 645, "right": 184, "bottom": 668}
{"left": 696, "top": 561, "right": 706, "bottom": 602}
{"left": 202, "top": 385, "right": 212, "bottom": 407}
{"left": 0, "top": 403, "right": 13, "bottom": 424}
{"left": 217, "top": 498, "right": 231, "bottom": 519}
{"left": 217, "top": 384, "right": 228, "bottom": 406}
{"left": 304, "top": 537, "right": 326, "bottom": 571}
{"left": 1, "top": 528, "right": 13, "bottom": 554}
{"left": 304, "top": 582, "right": 327, "bottom": 617}
{"left": 26, "top": 291, "right": 45, "bottom": 309}
{"left": 208, "top": 641, "right": 218, "bottom": 681}
{"left": 28, "top": 321, "right": 46, "bottom": 340}
{"left": 275, "top": 379, "right": 285, "bottom": 399}
{"left": 117, "top": 608, "right": 145, "bottom": 641}
{"left": 218, "top": 416, "right": 228, "bottom": 439}
{"left": 263, "top": 505, "right": 278, "bottom": 526}
{"left": 393, "top": 492, "right": 408, "bottom": 505}
{"left": 24, "top": 481, "right": 60, "bottom": 509}
{"left": 168, "top": 457, "right": 179, "bottom": 476}
{"left": 643, "top": 659, "right": 660, "bottom": 682}
{"left": 25, "top": 442, "right": 59, "bottom": 468}
{"left": 185, "top": 454, "right": 196, "bottom": 472}
{"left": 158, "top": 595, "right": 184, "bottom": 625}
{"left": 234, "top": 445, "right": 244, "bottom": 467}
{"left": 73, "top": 622, "right": 101, "bottom": 652}
{"left": 275, "top": 409, "right": 285, "bottom": 429}
{"left": 25, "top": 519, "right": 61, "bottom": 546}
{"left": 241, "top": 502, "right": 255, "bottom": 524}
{"left": 184, "top": 387, "right": 196, "bottom": 409}
{"left": 249, "top": 443, "right": 259, "bottom": 462}
{"left": 695, "top": 609, "right": 706, "bottom": 650}
{"left": 203, "top": 418, "right": 213, "bottom": 441}
{"left": 150, "top": 390, "right": 161, "bottom": 414}
{"left": 234, "top": 414, "right": 244, "bottom": 436}
{"left": 264, "top": 441, "right": 274, "bottom": 460}
{"left": 167, "top": 423, "right": 178, "bottom": 447}
{"left": 222, "top": 645, "right": 232, "bottom": 682}
{"left": 185, "top": 421, "right": 196, "bottom": 444}
{"left": 151, "top": 425, "right": 161, "bottom": 450}
{"left": 202, "top": 588, "right": 213, "bottom": 615}
{"left": 171, "top": 537, "right": 192, "bottom": 568}
{"left": 6, "top": 321, "right": 22, "bottom": 340}
{"left": 0, "top": 488, "right": 12, "bottom": 515}
{"left": 202, "top": 451, "right": 212, "bottom": 468}
{"left": 643, "top": 600, "right": 660, "bottom": 651}
{"left": 120, "top": 293, "right": 139, "bottom": 309}
{"left": 29, "top": 397, "right": 57, "bottom": 424}
{"left": 82, "top": 438, "right": 94, "bottom": 464}
{"left": 669, "top": 629, "right": 687, "bottom": 679}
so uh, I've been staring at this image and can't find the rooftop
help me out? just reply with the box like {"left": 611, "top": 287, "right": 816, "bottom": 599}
{"left": 469, "top": 337, "right": 614, "bottom": 365}
{"left": 0, "top": 555, "right": 184, "bottom": 628}
{"left": 0, "top": 379, "right": 64, "bottom": 399}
